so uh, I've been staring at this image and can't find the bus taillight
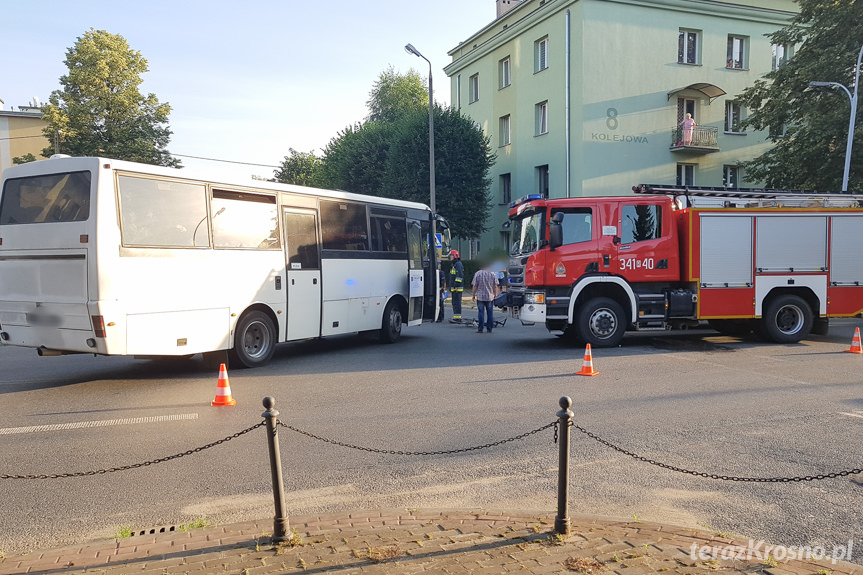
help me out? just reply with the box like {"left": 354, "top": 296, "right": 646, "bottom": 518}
{"left": 92, "top": 315, "right": 107, "bottom": 338}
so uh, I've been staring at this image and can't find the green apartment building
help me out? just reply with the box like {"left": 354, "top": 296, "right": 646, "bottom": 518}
{"left": 444, "top": 0, "right": 798, "bottom": 253}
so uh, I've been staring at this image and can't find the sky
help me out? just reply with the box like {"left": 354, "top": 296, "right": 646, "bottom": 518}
{"left": 1, "top": 0, "right": 495, "bottom": 180}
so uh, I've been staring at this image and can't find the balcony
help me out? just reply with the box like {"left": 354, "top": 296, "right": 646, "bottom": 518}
{"left": 670, "top": 126, "right": 719, "bottom": 153}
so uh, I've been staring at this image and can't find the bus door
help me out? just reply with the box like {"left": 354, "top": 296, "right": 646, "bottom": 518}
{"left": 282, "top": 208, "right": 322, "bottom": 340}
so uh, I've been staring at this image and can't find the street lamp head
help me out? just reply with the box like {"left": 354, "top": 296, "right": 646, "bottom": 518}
{"left": 405, "top": 43, "right": 420, "bottom": 57}
{"left": 809, "top": 81, "right": 837, "bottom": 89}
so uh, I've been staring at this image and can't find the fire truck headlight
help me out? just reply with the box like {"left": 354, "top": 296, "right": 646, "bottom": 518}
{"left": 525, "top": 292, "right": 545, "bottom": 305}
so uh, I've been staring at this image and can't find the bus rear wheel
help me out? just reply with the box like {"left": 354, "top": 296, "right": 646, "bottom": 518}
{"left": 379, "top": 299, "right": 403, "bottom": 344}
{"left": 230, "top": 310, "right": 276, "bottom": 368}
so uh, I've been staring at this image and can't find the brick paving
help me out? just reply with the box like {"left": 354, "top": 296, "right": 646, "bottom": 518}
{"left": 1, "top": 509, "right": 860, "bottom": 575}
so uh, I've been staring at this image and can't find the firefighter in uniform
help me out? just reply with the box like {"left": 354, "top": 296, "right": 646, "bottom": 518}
{"left": 448, "top": 249, "right": 464, "bottom": 323}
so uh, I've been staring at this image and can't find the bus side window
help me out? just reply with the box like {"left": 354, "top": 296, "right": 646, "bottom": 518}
{"left": 118, "top": 175, "right": 207, "bottom": 248}
{"left": 321, "top": 200, "right": 369, "bottom": 251}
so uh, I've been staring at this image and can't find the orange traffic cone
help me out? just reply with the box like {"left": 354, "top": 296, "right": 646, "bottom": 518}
{"left": 846, "top": 327, "right": 863, "bottom": 354}
{"left": 576, "top": 344, "right": 599, "bottom": 376}
{"left": 211, "top": 363, "right": 237, "bottom": 406}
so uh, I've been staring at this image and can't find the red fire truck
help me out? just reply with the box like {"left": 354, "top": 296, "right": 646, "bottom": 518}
{"left": 505, "top": 184, "right": 863, "bottom": 346}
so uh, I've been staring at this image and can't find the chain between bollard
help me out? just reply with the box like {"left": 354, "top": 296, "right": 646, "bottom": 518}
{"left": 277, "top": 420, "right": 558, "bottom": 456}
{"left": 572, "top": 422, "right": 863, "bottom": 483}
{"left": 1, "top": 422, "right": 266, "bottom": 480}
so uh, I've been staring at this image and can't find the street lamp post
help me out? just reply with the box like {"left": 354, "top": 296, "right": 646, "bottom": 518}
{"left": 809, "top": 43, "right": 863, "bottom": 192}
{"left": 405, "top": 43, "right": 439, "bottom": 319}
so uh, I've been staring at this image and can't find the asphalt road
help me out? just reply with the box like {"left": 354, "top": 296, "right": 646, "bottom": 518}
{"left": 1, "top": 314, "right": 862, "bottom": 559}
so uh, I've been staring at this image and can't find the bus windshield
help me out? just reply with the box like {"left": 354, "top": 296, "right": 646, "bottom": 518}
{"left": 510, "top": 211, "right": 543, "bottom": 255}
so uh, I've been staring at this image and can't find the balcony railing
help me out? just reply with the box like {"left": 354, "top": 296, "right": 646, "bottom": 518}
{"left": 670, "top": 126, "right": 719, "bottom": 152}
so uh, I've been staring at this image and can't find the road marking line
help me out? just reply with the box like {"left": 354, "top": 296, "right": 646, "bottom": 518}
{"left": 838, "top": 411, "right": 863, "bottom": 419}
{"left": 0, "top": 413, "right": 198, "bottom": 435}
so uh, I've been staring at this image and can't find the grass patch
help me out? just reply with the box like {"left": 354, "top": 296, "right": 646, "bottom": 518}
{"left": 178, "top": 517, "right": 210, "bottom": 532}
{"left": 115, "top": 526, "right": 133, "bottom": 539}
{"left": 564, "top": 557, "right": 605, "bottom": 573}
{"left": 366, "top": 545, "right": 403, "bottom": 564}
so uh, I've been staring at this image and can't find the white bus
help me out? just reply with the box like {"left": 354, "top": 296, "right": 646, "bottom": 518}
{"left": 0, "top": 156, "right": 450, "bottom": 367}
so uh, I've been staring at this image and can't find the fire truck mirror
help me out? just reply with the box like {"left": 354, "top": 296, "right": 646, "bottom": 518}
{"left": 549, "top": 218, "right": 563, "bottom": 251}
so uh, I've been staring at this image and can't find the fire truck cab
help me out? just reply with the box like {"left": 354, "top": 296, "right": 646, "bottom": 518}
{"left": 506, "top": 185, "right": 863, "bottom": 347}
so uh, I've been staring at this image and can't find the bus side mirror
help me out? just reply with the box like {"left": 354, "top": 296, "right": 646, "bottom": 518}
{"left": 549, "top": 212, "right": 564, "bottom": 251}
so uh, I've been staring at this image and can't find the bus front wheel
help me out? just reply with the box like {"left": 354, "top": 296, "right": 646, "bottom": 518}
{"left": 380, "top": 299, "right": 403, "bottom": 344}
{"left": 230, "top": 311, "right": 276, "bottom": 368}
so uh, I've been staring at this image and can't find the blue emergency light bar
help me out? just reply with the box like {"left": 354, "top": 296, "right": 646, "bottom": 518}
{"left": 509, "top": 194, "right": 544, "bottom": 208}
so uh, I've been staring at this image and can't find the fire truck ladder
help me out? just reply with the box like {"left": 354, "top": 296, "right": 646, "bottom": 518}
{"left": 633, "top": 184, "right": 863, "bottom": 208}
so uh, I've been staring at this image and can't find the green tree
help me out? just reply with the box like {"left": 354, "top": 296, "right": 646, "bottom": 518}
{"left": 315, "top": 68, "right": 495, "bottom": 238}
{"left": 41, "top": 29, "right": 179, "bottom": 167}
{"left": 318, "top": 121, "right": 393, "bottom": 194}
{"left": 273, "top": 148, "right": 322, "bottom": 186}
{"left": 365, "top": 66, "right": 428, "bottom": 124}
{"left": 737, "top": 1, "right": 863, "bottom": 191}
{"left": 12, "top": 153, "right": 38, "bottom": 165}
{"left": 383, "top": 106, "right": 495, "bottom": 239}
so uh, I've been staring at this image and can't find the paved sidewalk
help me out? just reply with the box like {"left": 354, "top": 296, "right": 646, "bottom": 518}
{"left": 2, "top": 509, "right": 859, "bottom": 575}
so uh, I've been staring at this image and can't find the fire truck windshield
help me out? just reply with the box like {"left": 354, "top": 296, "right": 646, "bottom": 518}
{"left": 510, "top": 211, "right": 543, "bottom": 255}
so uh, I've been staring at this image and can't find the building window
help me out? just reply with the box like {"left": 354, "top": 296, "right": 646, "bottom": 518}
{"left": 723, "top": 165, "right": 740, "bottom": 189}
{"left": 500, "top": 173, "right": 512, "bottom": 204}
{"left": 469, "top": 73, "right": 479, "bottom": 103}
{"left": 726, "top": 35, "right": 747, "bottom": 69}
{"left": 537, "top": 165, "right": 549, "bottom": 197}
{"left": 499, "top": 57, "right": 511, "bottom": 89}
{"left": 499, "top": 115, "right": 511, "bottom": 147}
{"left": 725, "top": 101, "right": 743, "bottom": 133}
{"left": 772, "top": 43, "right": 790, "bottom": 71}
{"left": 677, "top": 164, "right": 694, "bottom": 186}
{"left": 535, "top": 101, "right": 548, "bottom": 135}
{"left": 678, "top": 29, "right": 699, "bottom": 64}
{"left": 500, "top": 231, "right": 511, "bottom": 251}
{"left": 535, "top": 36, "right": 549, "bottom": 72}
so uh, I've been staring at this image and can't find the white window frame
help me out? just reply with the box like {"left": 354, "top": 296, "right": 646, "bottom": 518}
{"left": 499, "top": 57, "right": 511, "bottom": 89}
{"left": 723, "top": 165, "right": 740, "bottom": 189}
{"left": 726, "top": 35, "right": 748, "bottom": 69}
{"left": 677, "top": 163, "right": 695, "bottom": 186}
{"left": 537, "top": 164, "right": 549, "bottom": 197}
{"left": 536, "top": 101, "right": 548, "bottom": 135}
{"left": 678, "top": 29, "right": 700, "bottom": 65}
{"left": 772, "top": 43, "right": 790, "bottom": 71}
{"left": 499, "top": 115, "right": 511, "bottom": 147}
{"left": 535, "top": 36, "right": 549, "bottom": 72}
{"left": 469, "top": 73, "right": 479, "bottom": 103}
{"left": 725, "top": 101, "right": 743, "bottom": 133}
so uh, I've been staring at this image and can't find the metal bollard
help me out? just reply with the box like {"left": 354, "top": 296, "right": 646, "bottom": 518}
{"left": 555, "top": 396, "right": 573, "bottom": 535}
{"left": 262, "top": 397, "right": 292, "bottom": 544}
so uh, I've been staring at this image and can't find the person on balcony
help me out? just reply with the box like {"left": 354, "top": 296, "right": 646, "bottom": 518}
{"left": 680, "top": 113, "right": 697, "bottom": 145}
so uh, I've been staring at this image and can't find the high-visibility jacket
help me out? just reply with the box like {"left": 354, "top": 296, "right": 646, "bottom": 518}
{"left": 449, "top": 260, "right": 464, "bottom": 292}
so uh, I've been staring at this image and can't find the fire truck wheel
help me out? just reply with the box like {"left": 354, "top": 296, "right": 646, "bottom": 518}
{"left": 577, "top": 297, "right": 626, "bottom": 347}
{"left": 761, "top": 294, "right": 813, "bottom": 343}
{"left": 230, "top": 310, "right": 277, "bottom": 368}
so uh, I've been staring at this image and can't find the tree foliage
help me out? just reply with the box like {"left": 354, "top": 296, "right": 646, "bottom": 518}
{"left": 273, "top": 148, "right": 322, "bottom": 186}
{"left": 12, "top": 153, "right": 38, "bottom": 165}
{"left": 41, "top": 29, "right": 179, "bottom": 167}
{"left": 737, "top": 1, "right": 863, "bottom": 191}
{"left": 383, "top": 106, "right": 494, "bottom": 239}
{"left": 318, "top": 121, "right": 393, "bottom": 195}
{"left": 365, "top": 66, "right": 428, "bottom": 124}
